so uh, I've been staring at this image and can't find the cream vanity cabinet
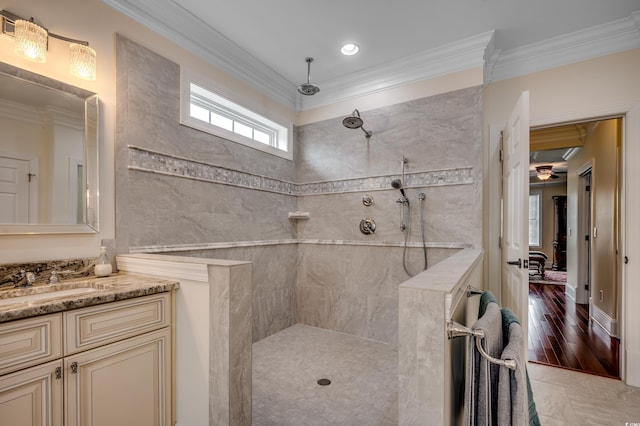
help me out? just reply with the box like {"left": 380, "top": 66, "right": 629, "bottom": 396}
{"left": 0, "top": 292, "right": 173, "bottom": 426}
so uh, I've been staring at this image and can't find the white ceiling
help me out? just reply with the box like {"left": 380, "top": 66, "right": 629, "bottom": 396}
{"left": 104, "top": 0, "right": 640, "bottom": 110}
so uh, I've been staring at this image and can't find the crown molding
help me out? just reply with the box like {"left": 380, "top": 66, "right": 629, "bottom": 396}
{"left": 489, "top": 10, "right": 640, "bottom": 82}
{"left": 104, "top": 0, "right": 639, "bottom": 111}
{"left": 0, "top": 98, "right": 42, "bottom": 125}
{"left": 298, "top": 31, "right": 495, "bottom": 110}
{"left": 103, "top": 0, "right": 297, "bottom": 109}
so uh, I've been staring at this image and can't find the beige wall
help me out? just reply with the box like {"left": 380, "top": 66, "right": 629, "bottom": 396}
{"left": 483, "top": 48, "right": 640, "bottom": 298}
{"left": 0, "top": 0, "right": 296, "bottom": 263}
{"left": 483, "top": 49, "right": 640, "bottom": 385}
{"left": 566, "top": 119, "right": 620, "bottom": 318}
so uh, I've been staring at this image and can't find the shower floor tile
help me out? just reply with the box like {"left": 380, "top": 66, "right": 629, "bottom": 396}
{"left": 252, "top": 324, "right": 398, "bottom": 426}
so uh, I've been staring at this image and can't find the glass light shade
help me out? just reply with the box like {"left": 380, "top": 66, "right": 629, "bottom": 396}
{"left": 70, "top": 43, "right": 96, "bottom": 80}
{"left": 537, "top": 171, "right": 551, "bottom": 180}
{"left": 14, "top": 19, "right": 47, "bottom": 63}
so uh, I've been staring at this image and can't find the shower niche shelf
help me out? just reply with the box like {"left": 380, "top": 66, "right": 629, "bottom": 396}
{"left": 288, "top": 211, "right": 310, "bottom": 220}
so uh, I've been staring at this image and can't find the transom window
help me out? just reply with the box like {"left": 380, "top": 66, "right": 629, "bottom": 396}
{"left": 181, "top": 78, "right": 291, "bottom": 160}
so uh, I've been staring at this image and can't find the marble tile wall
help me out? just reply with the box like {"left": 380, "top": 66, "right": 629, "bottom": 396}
{"left": 114, "top": 34, "right": 297, "bottom": 253}
{"left": 167, "top": 245, "right": 297, "bottom": 343}
{"left": 115, "top": 35, "right": 483, "bottom": 346}
{"left": 208, "top": 262, "right": 252, "bottom": 425}
{"left": 294, "top": 86, "right": 483, "bottom": 344}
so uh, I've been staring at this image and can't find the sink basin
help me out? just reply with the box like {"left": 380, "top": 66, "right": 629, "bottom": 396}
{"left": 0, "top": 287, "right": 99, "bottom": 306}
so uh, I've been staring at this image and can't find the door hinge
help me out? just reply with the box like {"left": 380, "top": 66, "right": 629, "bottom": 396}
{"left": 28, "top": 173, "right": 36, "bottom": 182}
{"left": 585, "top": 185, "right": 590, "bottom": 192}
{"left": 499, "top": 149, "right": 504, "bottom": 162}
{"left": 498, "top": 236, "right": 502, "bottom": 249}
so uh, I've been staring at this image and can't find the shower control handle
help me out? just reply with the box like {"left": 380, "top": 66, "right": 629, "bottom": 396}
{"left": 359, "top": 218, "right": 376, "bottom": 235}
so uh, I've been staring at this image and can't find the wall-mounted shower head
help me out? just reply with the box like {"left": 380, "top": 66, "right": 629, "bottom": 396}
{"left": 342, "top": 109, "right": 372, "bottom": 139}
{"left": 297, "top": 57, "right": 320, "bottom": 96}
{"left": 391, "top": 178, "right": 407, "bottom": 199}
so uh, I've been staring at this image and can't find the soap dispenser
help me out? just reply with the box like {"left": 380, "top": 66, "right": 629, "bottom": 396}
{"left": 94, "top": 246, "right": 113, "bottom": 277}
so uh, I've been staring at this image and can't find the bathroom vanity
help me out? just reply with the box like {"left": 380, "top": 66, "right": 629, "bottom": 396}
{"left": 0, "top": 274, "right": 178, "bottom": 426}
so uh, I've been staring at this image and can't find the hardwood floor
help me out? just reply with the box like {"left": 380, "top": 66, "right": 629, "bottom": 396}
{"left": 528, "top": 282, "right": 620, "bottom": 378}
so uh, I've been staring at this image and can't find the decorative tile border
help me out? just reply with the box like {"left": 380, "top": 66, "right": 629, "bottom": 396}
{"left": 128, "top": 146, "right": 473, "bottom": 196}
{"left": 128, "top": 146, "right": 296, "bottom": 195}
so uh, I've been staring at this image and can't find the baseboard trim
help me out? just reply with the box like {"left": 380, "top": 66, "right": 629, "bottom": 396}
{"left": 565, "top": 284, "right": 576, "bottom": 302}
{"left": 589, "top": 299, "right": 619, "bottom": 338}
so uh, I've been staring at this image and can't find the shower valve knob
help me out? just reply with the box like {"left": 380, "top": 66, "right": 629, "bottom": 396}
{"left": 359, "top": 218, "right": 376, "bottom": 235}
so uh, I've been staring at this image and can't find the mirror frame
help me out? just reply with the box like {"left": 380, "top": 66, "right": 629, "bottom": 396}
{"left": 0, "top": 62, "right": 99, "bottom": 234}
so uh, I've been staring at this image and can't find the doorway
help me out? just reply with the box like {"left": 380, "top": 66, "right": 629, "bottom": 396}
{"left": 527, "top": 117, "right": 621, "bottom": 378}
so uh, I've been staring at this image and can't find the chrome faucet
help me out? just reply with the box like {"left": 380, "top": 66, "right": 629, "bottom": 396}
{"left": 15, "top": 270, "right": 36, "bottom": 287}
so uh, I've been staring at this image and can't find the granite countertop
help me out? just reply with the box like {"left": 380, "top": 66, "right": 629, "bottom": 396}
{"left": 0, "top": 273, "right": 179, "bottom": 323}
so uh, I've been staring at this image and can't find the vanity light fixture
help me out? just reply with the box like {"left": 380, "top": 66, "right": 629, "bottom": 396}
{"left": 13, "top": 19, "right": 47, "bottom": 63}
{"left": 1, "top": 9, "right": 97, "bottom": 80}
{"left": 341, "top": 43, "right": 359, "bottom": 56}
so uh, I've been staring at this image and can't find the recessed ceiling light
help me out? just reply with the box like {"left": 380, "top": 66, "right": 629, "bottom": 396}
{"left": 341, "top": 43, "right": 359, "bottom": 56}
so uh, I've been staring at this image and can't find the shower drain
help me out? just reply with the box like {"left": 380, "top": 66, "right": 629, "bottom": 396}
{"left": 317, "top": 378, "right": 331, "bottom": 386}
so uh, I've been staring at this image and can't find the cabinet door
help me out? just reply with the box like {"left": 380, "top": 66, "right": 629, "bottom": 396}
{"left": 65, "top": 328, "right": 171, "bottom": 426}
{"left": 0, "top": 359, "right": 63, "bottom": 426}
{"left": 0, "top": 313, "right": 62, "bottom": 375}
{"left": 64, "top": 293, "right": 170, "bottom": 355}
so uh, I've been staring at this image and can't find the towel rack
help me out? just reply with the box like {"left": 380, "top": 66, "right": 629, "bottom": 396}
{"left": 466, "top": 285, "right": 483, "bottom": 297}
{"left": 447, "top": 320, "right": 517, "bottom": 370}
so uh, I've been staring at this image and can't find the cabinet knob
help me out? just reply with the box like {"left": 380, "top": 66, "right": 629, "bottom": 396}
{"left": 71, "top": 362, "right": 78, "bottom": 374}
{"left": 55, "top": 367, "right": 62, "bottom": 379}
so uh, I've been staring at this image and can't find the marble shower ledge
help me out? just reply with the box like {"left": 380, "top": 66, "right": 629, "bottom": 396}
{"left": 128, "top": 146, "right": 473, "bottom": 196}
{"left": 0, "top": 274, "right": 179, "bottom": 323}
{"left": 128, "top": 239, "right": 472, "bottom": 254}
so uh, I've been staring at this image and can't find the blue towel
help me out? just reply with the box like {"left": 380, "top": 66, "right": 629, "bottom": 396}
{"left": 478, "top": 291, "right": 498, "bottom": 319}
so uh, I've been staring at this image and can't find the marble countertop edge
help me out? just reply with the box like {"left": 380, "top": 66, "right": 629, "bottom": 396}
{"left": 0, "top": 273, "right": 179, "bottom": 323}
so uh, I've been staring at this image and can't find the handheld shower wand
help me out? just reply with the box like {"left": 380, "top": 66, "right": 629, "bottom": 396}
{"left": 391, "top": 179, "right": 407, "bottom": 200}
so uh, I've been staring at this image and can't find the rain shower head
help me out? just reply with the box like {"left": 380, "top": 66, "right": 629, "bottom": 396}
{"left": 342, "top": 110, "right": 364, "bottom": 129}
{"left": 342, "top": 109, "right": 372, "bottom": 139}
{"left": 297, "top": 57, "right": 320, "bottom": 96}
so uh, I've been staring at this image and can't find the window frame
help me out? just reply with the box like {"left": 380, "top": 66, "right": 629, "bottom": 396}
{"left": 180, "top": 71, "right": 293, "bottom": 161}
{"left": 528, "top": 190, "right": 542, "bottom": 248}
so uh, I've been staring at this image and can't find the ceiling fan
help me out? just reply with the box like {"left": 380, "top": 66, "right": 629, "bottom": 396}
{"left": 535, "top": 165, "right": 561, "bottom": 180}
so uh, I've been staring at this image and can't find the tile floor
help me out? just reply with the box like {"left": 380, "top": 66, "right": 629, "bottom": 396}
{"left": 252, "top": 324, "right": 398, "bottom": 425}
{"left": 528, "top": 362, "right": 640, "bottom": 425}
{"left": 252, "top": 324, "right": 640, "bottom": 425}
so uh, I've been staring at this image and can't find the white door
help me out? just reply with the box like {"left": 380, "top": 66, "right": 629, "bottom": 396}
{"left": 501, "top": 92, "right": 530, "bottom": 360}
{"left": 0, "top": 156, "right": 30, "bottom": 223}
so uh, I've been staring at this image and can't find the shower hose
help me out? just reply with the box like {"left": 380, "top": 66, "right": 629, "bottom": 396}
{"left": 402, "top": 196, "right": 428, "bottom": 277}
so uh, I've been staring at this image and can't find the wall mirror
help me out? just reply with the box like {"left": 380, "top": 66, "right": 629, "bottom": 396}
{"left": 0, "top": 61, "right": 99, "bottom": 234}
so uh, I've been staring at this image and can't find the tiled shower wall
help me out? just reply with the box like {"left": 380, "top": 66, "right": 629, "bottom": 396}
{"left": 115, "top": 35, "right": 298, "bottom": 342}
{"left": 295, "top": 87, "right": 483, "bottom": 345}
{"left": 115, "top": 35, "right": 483, "bottom": 345}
